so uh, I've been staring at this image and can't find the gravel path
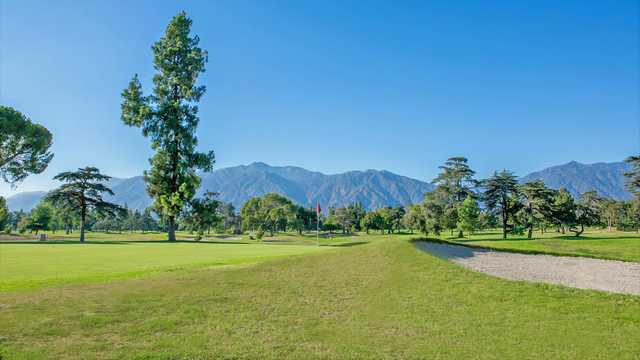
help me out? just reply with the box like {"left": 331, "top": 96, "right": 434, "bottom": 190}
{"left": 415, "top": 241, "right": 640, "bottom": 295}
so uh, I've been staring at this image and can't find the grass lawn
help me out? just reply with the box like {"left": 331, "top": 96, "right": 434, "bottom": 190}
{"left": 0, "top": 234, "right": 638, "bottom": 359}
{"left": 440, "top": 229, "right": 640, "bottom": 262}
{"left": 0, "top": 231, "right": 372, "bottom": 292}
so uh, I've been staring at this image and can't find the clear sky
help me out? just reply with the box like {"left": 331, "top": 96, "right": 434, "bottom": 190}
{"left": 1, "top": 0, "right": 639, "bottom": 197}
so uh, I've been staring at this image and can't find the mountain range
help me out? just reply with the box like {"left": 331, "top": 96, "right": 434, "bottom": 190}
{"left": 520, "top": 161, "right": 632, "bottom": 200}
{"left": 6, "top": 161, "right": 633, "bottom": 212}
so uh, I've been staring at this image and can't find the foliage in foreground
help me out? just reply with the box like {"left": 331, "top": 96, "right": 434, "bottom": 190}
{"left": 0, "top": 106, "right": 53, "bottom": 185}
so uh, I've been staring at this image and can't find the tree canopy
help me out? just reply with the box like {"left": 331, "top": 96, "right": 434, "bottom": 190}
{"left": 0, "top": 106, "right": 53, "bottom": 186}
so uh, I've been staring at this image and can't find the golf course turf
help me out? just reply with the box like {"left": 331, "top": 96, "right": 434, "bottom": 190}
{"left": 0, "top": 233, "right": 638, "bottom": 359}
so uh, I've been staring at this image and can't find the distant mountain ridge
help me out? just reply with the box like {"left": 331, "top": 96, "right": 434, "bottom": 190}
{"left": 5, "top": 191, "right": 48, "bottom": 213}
{"left": 6, "top": 163, "right": 434, "bottom": 212}
{"left": 6, "top": 160, "right": 633, "bottom": 212}
{"left": 520, "top": 161, "right": 632, "bottom": 200}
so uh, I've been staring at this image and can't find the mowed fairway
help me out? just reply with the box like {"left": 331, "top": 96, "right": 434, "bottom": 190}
{"left": 0, "top": 234, "right": 639, "bottom": 359}
{"left": 0, "top": 239, "right": 329, "bottom": 291}
{"left": 446, "top": 230, "right": 640, "bottom": 262}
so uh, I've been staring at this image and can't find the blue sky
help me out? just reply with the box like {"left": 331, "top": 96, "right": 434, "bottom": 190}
{"left": 1, "top": 0, "right": 638, "bottom": 196}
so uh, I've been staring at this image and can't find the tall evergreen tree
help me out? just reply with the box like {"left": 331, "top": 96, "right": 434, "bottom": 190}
{"left": 46, "top": 167, "right": 123, "bottom": 242}
{"left": 0, "top": 106, "right": 53, "bottom": 186}
{"left": 624, "top": 155, "right": 640, "bottom": 197}
{"left": 571, "top": 191, "right": 602, "bottom": 236}
{"left": 482, "top": 170, "right": 520, "bottom": 239}
{"left": 120, "top": 12, "right": 214, "bottom": 241}
{"left": 431, "top": 157, "right": 477, "bottom": 237}
{"left": 519, "top": 180, "right": 556, "bottom": 239}
{"left": 433, "top": 156, "right": 477, "bottom": 203}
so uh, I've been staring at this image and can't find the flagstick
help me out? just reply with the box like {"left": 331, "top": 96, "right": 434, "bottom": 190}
{"left": 316, "top": 208, "right": 320, "bottom": 246}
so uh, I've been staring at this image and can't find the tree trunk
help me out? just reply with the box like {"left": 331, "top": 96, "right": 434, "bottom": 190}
{"left": 167, "top": 216, "right": 176, "bottom": 241}
{"left": 570, "top": 224, "right": 584, "bottom": 237}
{"left": 501, "top": 209, "right": 507, "bottom": 240}
{"left": 527, "top": 203, "right": 533, "bottom": 239}
{"left": 80, "top": 206, "right": 86, "bottom": 243}
{"left": 501, "top": 197, "right": 509, "bottom": 239}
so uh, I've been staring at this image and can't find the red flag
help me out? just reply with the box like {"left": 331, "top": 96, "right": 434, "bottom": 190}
{"left": 316, "top": 202, "right": 321, "bottom": 215}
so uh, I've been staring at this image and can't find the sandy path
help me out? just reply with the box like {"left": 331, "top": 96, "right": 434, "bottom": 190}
{"left": 415, "top": 241, "right": 640, "bottom": 295}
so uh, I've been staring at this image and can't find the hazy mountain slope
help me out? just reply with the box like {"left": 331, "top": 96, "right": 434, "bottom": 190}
{"left": 8, "top": 160, "right": 631, "bottom": 212}
{"left": 196, "top": 163, "right": 432, "bottom": 210}
{"left": 5, "top": 191, "right": 48, "bottom": 212}
{"left": 104, "top": 176, "right": 150, "bottom": 211}
{"left": 521, "top": 161, "right": 632, "bottom": 200}
{"left": 6, "top": 163, "right": 433, "bottom": 212}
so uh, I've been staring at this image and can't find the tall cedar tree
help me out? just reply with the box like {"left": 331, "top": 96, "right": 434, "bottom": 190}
{"left": 0, "top": 106, "right": 53, "bottom": 186}
{"left": 433, "top": 157, "right": 477, "bottom": 203}
{"left": 432, "top": 157, "right": 476, "bottom": 237}
{"left": 482, "top": 170, "right": 520, "bottom": 239}
{"left": 519, "top": 180, "right": 556, "bottom": 239}
{"left": 572, "top": 191, "right": 602, "bottom": 237}
{"left": 121, "top": 12, "right": 214, "bottom": 241}
{"left": 624, "top": 155, "right": 640, "bottom": 196}
{"left": 46, "top": 167, "right": 123, "bottom": 242}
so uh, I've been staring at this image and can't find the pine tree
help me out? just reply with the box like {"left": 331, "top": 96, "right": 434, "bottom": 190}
{"left": 624, "top": 155, "right": 640, "bottom": 196}
{"left": 481, "top": 170, "right": 520, "bottom": 239}
{"left": 519, "top": 180, "right": 556, "bottom": 238}
{"left": 46, "top": 167, "right": 123, "bottom": 242}
{"left": 120, "top": 12, "right": 214, "bottom": 241}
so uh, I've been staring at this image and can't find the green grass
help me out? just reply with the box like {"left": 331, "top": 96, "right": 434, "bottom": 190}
{"left": 0, "top": 231, "right": 374, "bottom": 291}
{"left": 439, "top": 229, "right": 640, "bottom": 262}
{"left": 0, "top": 234, "right": 638, "bottom": 359}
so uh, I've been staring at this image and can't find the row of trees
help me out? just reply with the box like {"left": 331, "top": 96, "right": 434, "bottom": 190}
{"left": 407, "top": 157, "right": 640, "bottom": 239}
{"left": 240, "top": 193, "right": 317, "bottom": 238}
{"left": 2, "top": 188, "right": 243, "bottom": 239}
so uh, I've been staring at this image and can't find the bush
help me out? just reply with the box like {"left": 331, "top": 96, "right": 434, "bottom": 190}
{"left": 511, "top": 226, "right": 526, "bottom": 235}
{"left": 256, "top": 229, "right": 265, "bottom": 240}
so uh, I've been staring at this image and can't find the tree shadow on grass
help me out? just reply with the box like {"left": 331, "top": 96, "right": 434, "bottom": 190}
{"left": 413, "top": 240, "right": 484, "bottom": 260}
{"left": 453, "top": 234, "right": 640, "bottom": 243}
{"left": 0, "top": 239, "right": 256, "bottom": 246}
{"left": 321, "top": 241, "right": 368, "bottom": 247}
{"left": 555, "top": 235, "right": 640, "bottom": 241}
